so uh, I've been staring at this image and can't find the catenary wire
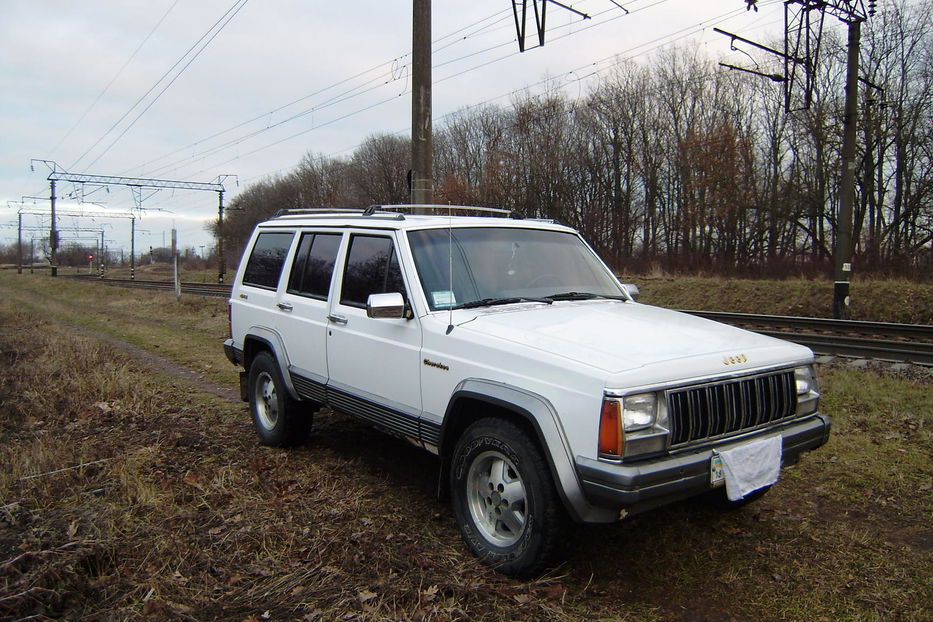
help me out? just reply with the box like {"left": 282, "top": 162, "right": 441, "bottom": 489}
{"left": 69, "top": 0, "right": 251, "bottom": 172}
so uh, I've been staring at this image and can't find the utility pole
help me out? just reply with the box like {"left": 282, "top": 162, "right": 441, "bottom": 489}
{"left": 99, "top": 229, "right": 105, "bottom": 277}
{"left": 50, "top": 180, "right": 58, "bottom": 276}
{"left": 833, "top": 18, "right": 860, "bottom": 320}
{"left": 17, "top": 212, "right": 23, "bottom": 274}
{"left": 213, "top": 175, "right": 237, "bottom": 284}
{"left": 130, "top": 216, "right": 136, "bottom": 280}
{"left": 411, "top": 0, "right": 433, "bottom": 206}
{"left": 218, "top": 189, "right": 225, "bottom": 283}
{"left": 172, "top": 228, "right": 181, "bottom": 300}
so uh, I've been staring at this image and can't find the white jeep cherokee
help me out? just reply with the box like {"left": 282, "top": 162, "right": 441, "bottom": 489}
{"left": 223, "top": 205, "right": 829, "bottom": 576}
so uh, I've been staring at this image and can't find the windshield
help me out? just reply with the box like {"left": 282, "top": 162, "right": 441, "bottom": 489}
{"left": 407, "top": 227, "right": 624, "bottom": 311}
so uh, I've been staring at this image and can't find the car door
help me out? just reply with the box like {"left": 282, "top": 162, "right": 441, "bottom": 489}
{"left": 325, "top": 231, "right": 423, "bottom": 441}
{"left": 275, "top": 230, "right": 344, "bottom": 402}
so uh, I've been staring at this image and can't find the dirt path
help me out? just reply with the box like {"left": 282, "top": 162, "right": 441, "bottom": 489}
{"left": 67, "top": 322, "right": 241, "bottom": 402}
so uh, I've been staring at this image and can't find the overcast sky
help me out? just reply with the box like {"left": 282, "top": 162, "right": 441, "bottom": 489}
{"left": 0, "top": 0, "right": 797, "bottom": 252}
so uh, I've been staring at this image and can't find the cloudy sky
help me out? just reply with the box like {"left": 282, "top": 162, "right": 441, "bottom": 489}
{"left": 1, "top": 0, "right": 795, "bottom": 253}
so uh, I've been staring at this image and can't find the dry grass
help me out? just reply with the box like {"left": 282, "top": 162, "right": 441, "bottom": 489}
{"left": 1, "top": 273, "right": 931, "bottom": 621}
{"left": 0, "top": 300, "right": 629, "bottom": 621}
{"left": 625, "top": 275, "right": 933, "bottom": 324}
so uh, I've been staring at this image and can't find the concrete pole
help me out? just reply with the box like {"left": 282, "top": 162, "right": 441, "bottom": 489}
{"left": 50, "top": 180, "right": 58, "bottom": 276}
{"left": 17, "top": 212, "right": 23, "bottom": 274}
{"left": 410, "top": 0, "right": 433, "bottom": 207}
{"left": 833, "top": 19, "right": 860, "bottom": 320}
{"left": 99, "top": 230, "right": 105, "bottom": 278}
{"left": 217, "top": 190, "right": 225, "bottom": 283}
{"left": 130, "top": 216, "right": 136, "bottom": 280}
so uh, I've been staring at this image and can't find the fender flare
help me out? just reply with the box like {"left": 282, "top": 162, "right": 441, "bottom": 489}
{"left": 242, "top": 327, "right": 300, "bottom": 401}
{"left": 440, "top": 378, "right": 616, "bottom": 523}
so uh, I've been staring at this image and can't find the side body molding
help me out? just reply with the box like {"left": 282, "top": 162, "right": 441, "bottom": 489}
{"left": 443, "top": 378, "right": 617, "bottom": 523}
{"left": 243, "top": 326, "right": 300, "bottom": 401}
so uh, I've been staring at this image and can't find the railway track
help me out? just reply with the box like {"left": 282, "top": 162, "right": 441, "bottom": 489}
{"left": 684, "top": 310, "right": 933, "bottom": 367}
{"left": 64, "top": 275, "right": 232, "bottom": 298}
{"left": 64, "top": 275, "right": 933, "bottom": 366}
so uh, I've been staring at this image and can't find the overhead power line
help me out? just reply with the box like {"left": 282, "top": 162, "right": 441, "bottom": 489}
{"left": 50, "top": 0, "right": 181, "bottom": 156}
{"left": 192, "top": 0, "right": 777, "bottom": 181}
{"left": 70, "top": 0, "right": 251, "bottom": 172}
{"left": 228, "top": 1, "right": 784, "bottom": 187}
{"left": 123, "top": 7, "right": 516, "bottom": 179}
{"left": 141, "top": 0, "right": 648, "bottom": 181}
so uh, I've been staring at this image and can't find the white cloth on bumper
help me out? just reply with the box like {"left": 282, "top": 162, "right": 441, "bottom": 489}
{"left": 717, "top": 434, "right": 782, "bottom": 501}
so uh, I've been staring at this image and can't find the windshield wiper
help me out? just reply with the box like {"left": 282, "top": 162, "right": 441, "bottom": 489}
{"left": 451, "top": 296, "right": 554, "bottom": 310}
{"left": 545, "top": 291, "right": 628, "bottom": 301}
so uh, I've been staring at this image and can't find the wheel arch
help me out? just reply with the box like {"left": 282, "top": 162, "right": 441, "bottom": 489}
{"left": 242, "top": 327, "right": 300, "bottom": 401}
{"left": 437, "top": 378, "right": 615, "bottom": 523}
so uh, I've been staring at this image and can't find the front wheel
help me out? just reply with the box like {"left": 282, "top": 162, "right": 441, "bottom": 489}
{"left": 450, "top": 418, "right": 572, "bottom": 577}
{"left": 248, "top": 351, "right": 311, "bottom": 447}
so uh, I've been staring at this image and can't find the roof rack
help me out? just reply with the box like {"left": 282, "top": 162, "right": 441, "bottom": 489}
{"left": 270, "top": 205, "right": 535, "bottom": 222}
{"left": 364, "top": 204, "right": 526, "bottom": 219}
{"left": 271, "top": 207, "right": 403, "bottom": 220}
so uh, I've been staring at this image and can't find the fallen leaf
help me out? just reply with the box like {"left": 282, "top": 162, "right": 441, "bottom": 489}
{"left": 543, "top": 583, "right": 566, "bottom": 600}
{"left": 358, "top": 589, "right": 378, "bottom": 603}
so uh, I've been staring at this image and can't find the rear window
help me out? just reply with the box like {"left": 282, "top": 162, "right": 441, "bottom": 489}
{"left": 242, "top": 232, "right": 294, "bottom": 289}
{"left": 287, "top": 233, "right": 341, "bottom": 299}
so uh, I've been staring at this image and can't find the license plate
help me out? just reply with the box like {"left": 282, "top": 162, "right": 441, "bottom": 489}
{"left": 710, "top": 454, "right": 725, "bottom": 486}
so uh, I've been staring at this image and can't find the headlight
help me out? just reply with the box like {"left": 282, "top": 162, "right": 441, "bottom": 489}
{"left": 600, "top": 393, "right": 668, "bottom": 461}
{"left": 795, "top": 366, "right": 816, "bottom": 395}
{"left": 622, "top": 393, "right": 657, "bottom": 432}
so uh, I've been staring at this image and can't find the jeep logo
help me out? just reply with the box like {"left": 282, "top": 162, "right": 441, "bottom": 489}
{"left": 723, "top": 354, "right": 749, "bottom": 365}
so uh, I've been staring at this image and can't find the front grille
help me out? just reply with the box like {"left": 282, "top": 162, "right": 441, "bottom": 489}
{"left": 667, "top": 370, "right": 796, "bottom": 446}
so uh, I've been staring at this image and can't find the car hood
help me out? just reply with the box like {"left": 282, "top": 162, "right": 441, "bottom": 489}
{"left": 455, "top": 300, "right": 811, "bottom": 376}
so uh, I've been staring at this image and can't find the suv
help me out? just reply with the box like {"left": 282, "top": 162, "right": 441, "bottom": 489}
{"left": 224, "top": 205, "right": 829, "bottom": 576}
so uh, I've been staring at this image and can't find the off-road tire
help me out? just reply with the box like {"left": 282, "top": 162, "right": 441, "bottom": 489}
{"left": 248, "top": 351, "right": 311, "bottom": 447}
{"left": 450, "top": 418, "right": 573, "bottom": 577}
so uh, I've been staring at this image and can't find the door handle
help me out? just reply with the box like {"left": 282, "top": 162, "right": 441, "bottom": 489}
{"left": 327, "top": 313, "right": 348, "bottom": 325}
{"left": 276, "top": 302, "right": 293, "bottom": 311}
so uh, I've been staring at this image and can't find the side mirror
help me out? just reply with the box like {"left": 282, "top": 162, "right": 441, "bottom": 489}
{"left": 622, "top": 283, "right": 640, "bottom": 301}
{"left": 366, "top": 292, "right": 407, "bottom": 319}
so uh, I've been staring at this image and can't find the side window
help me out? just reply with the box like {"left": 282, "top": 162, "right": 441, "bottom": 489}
{"left": 242, "top": 232, "right": 294, "bottom": 289}
{"left": 287, "top": 232, "right": 341, "bottom": 299}
{"left": 340, "top": 235, "right": 406, "bottom": 308}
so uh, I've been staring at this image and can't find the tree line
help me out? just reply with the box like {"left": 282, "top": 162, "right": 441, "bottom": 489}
{"left": 215, "top": 1, "right": 931, "bottom": 278}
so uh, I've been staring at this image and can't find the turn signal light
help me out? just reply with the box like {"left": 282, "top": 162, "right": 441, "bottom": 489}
{"left": 599, "top": 400, "right": 623, "bottom": 456}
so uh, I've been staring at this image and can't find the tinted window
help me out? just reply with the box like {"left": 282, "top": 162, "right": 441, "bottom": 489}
{"left": 287, "top": 233, "right": 341, "bottom": 299}
{"left": 340, "top": 235, "right": 406, "bottom": 307}
{"left": 243, "top": 232, "right": 294, "bottom": 289}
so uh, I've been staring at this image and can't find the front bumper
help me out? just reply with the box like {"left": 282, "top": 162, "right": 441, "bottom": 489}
{"left": 576, "top": 413, "right": 831, "bottom": 516}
